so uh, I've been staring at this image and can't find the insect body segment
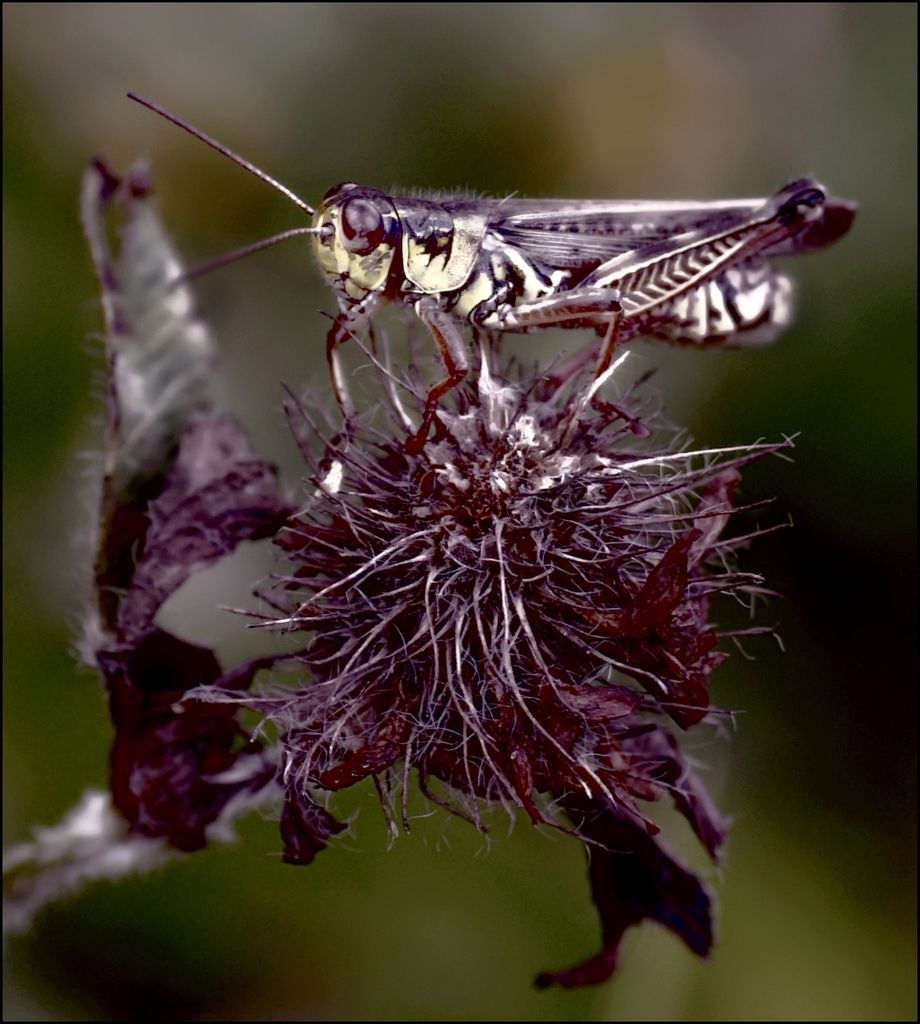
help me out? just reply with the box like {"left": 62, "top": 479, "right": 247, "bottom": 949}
{"left": 315, "top": 178, "right": 852, "bottom": 346}
{"left": 128, "top": 95, "right": 856, "bottom": 451}
{"left": 315, "top": 178, "right": 854, "bottom": 445}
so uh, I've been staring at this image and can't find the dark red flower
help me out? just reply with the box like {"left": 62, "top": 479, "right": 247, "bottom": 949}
{"left": 247, "top": 351, "right": 785, "bottom": 986}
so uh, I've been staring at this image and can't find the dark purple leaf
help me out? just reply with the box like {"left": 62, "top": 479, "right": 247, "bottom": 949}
{"left": 536, "top": 795, "right": 715, "bottom": 989}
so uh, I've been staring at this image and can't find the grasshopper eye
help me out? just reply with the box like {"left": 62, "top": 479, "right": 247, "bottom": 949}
{"left": 341, "top": 198, "right": 384, "bottom": 255}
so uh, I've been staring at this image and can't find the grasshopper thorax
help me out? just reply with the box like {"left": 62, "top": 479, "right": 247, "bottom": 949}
{"left": 313, "top": 183, "right": 400, "bottom": 299}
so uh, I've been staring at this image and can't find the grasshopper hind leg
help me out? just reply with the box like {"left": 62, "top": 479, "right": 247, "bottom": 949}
{"left": 587, "top": 315, "right": 650, "bottom": 436}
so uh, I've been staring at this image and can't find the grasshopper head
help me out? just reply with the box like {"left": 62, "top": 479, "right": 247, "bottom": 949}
{"left": 313, "top": 183, "right": 400, "bottom": 299}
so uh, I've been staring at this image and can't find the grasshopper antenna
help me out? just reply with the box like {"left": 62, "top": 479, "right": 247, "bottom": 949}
{"left": 128, "top": 92, "right": 328, "bottom": 286}
{"left": 175, "top": 226, "right": 322, "bottom": 286}
{"left": 127, "top": 92, "right": 316, "bottom": 216}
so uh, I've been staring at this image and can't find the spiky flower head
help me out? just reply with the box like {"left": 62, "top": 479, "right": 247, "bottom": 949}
{"left": 244, "top": 343, "right": 784, "bottom": 985}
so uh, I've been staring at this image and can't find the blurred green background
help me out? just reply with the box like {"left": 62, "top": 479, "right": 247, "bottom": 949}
{"left": 3, "top": 3, "right": 916, "bottom": 1020}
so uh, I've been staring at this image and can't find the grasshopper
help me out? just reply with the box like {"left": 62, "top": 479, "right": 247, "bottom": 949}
{"left": 129, "top": 95, "right": 855, "bottom": 451}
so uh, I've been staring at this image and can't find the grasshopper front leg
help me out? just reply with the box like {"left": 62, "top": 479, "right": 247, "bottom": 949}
{"left": 325, "top": 293, "right": 382, "bottom": 423}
